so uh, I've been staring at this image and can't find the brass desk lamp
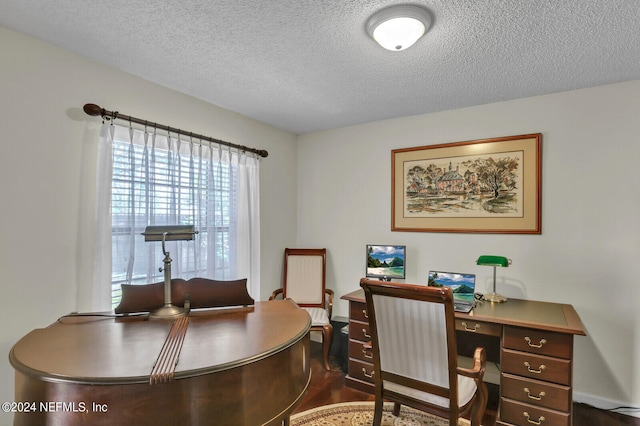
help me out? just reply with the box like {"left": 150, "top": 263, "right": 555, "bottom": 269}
{"left": 142, "top": 225, "right": 198, "bottom": 319}
{"left": 476, "top": 255, "right": 511, "bottom": 303}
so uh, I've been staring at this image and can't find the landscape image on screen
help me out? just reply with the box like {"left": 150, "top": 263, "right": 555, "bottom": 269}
{"left": 366, "top": 245, "right": 405, "bottom": 279}
{"left": 428, "top": 271, "right": 475, "bottom": 302}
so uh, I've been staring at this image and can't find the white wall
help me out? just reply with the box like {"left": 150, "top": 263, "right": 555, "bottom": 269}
{"left": 0, "top": 26, "right": 297, "bottom": 425}
{"left": 297, "top": 81, "right": 640, "bottom": 409}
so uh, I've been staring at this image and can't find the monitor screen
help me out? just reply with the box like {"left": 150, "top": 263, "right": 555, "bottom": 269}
{"left": 427, "top": 271, "right": 476, "bottom": 302}
{"left": 366, "top": 245, "right": 406, "bottom": 280}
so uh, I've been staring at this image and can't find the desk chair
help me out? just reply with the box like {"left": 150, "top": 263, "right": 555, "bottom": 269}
{"left": 270, "top": 248, "right": 334, "bottom": 370}
{"left": 360, "top": 278, "right": 487, "bottom": 426}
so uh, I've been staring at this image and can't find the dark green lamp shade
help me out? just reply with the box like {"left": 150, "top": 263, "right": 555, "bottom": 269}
{"left": 476, "top": 255, "right": 510, "bottom": 267}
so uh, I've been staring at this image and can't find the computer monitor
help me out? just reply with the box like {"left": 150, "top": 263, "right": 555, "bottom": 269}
{"left": 366, "top": 244, "right": 406, "bottom": 280}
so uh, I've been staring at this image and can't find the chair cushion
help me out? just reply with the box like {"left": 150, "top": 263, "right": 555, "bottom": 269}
{"left": 303, "top": 307, "right": 330, "bottom": 326}
{"left": 384, "top": 374, "right": 478, "bottom": 408}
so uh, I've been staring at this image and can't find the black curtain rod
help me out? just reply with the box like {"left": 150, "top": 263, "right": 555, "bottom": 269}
{"left": 83, "top": 103, "right": 268, "bottom": 158}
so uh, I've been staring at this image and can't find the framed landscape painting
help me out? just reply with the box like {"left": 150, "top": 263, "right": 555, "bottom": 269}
{"left": 392, "top": 134, "right": 541, "bottom": 234}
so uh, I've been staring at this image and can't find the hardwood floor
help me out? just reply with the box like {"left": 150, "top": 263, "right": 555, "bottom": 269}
{"left": 294, "top": 342, "right": 640, "bottom": 426}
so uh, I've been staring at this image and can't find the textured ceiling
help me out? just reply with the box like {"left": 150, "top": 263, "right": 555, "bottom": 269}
{"left": 2, "top": 1, "right": 640, "bottom": 134}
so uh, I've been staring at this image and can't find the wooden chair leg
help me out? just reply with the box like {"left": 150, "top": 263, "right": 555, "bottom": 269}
{"left": 373, "top": 398, "right": 384, "bottom": 426}
{"left": 321, "top": 324, "right": 333, "bottom": 370}
{"left": 470, "top": 381, "right": 488, "bottom": 426}
{"left": 392, "top": 402, "right": 401, "bottom": 416}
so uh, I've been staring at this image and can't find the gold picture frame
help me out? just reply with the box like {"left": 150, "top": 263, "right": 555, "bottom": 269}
{"left": 392, "top": 133, "right": 541, "bottom": 234}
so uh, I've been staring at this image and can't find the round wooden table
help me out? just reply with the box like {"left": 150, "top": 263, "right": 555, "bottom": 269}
{"left": 10, "top": 300, "right": 311, "bottom": 426}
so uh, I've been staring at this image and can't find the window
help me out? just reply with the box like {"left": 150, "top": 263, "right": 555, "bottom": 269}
{"left": 103, "top": 125, "right": 260, "bottom": 309}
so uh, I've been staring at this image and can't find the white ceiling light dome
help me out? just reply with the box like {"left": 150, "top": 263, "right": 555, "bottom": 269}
{"left": 366, "top": 5, "right": 433, "bottom": 51}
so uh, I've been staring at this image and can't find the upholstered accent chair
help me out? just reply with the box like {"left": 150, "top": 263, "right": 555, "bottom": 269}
{"left": 270, "top": 248, "right": 334, "bottom": 370}
{"left": 360, "top": 278, "right": 487, "bottom": 426}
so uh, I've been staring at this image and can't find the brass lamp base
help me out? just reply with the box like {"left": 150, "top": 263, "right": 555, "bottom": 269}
{"left": 149, "top": 304, "right": 189, "bottom": 320}
{"left": 482, "top": 292, "right": 507, "bottom": 303}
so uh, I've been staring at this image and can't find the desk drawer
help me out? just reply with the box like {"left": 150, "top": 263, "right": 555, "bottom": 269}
{"left": 500, "top": 398, "right": 570, "bottom": 426}
{"left": 504, "top": 326, "right": 572, "bottom": 359}
{"left": 349, "top": 338, "right": 374, "bottom": 363}
{"left": 349, "top": 301, "right": 369, "bottom": 323}
{"left": 349, "top": 320, "right": 371, "bottom": 342}
{"left": 348, "top": 358, "right": 375, "bottom": 384}
{"left": 455, "top": 319, "right": 501, "bottom": 337}
{"left": 501, "top": 373, "right": 571, "bottom": 412}
{"left": 502, "top": 349, "right": 571, "bottom": 386}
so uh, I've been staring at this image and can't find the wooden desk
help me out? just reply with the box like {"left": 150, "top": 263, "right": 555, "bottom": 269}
{"left": 342, "top": 289, "right": 586, "bottom": 426}
{"left": 10, "top": 300, "right": 311, "bottom": 426}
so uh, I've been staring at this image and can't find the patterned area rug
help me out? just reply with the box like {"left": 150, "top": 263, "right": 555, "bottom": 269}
{"left": 290, "top": 401, "right": 471, "bottom": 426}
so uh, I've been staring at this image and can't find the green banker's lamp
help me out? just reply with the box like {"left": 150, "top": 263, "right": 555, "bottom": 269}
{"left": 476, "top": 255, "right": 511, "bottom": 303}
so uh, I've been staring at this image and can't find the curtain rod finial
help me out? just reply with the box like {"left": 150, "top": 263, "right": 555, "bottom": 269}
{"left": 83, "top": 103, "right": 104, "bottom": 117}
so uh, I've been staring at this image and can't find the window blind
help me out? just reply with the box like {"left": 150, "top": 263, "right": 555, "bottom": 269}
{"left": 110, "top": 138, "right": 236, "bottom": 307}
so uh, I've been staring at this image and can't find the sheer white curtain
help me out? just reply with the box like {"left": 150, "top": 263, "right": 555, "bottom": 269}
{"left": 84, "top": 122, "right": 260, "bottom": 311}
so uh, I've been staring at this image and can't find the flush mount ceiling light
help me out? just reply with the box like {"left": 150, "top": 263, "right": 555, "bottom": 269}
{"left": 366, "top": 5, "right": 432, "bottom": 51}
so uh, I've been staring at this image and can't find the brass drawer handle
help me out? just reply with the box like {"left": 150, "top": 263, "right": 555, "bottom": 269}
{"left": 523, "top": 411, "right": 545, "bottom": 425}
{"left": 362, "top": 368, "right": 374, "bottom": 378}
{"left": 525, "top": 336, "right": 547, "bottom": 348}
{"left": 461, "top": 321, "right": 480, "bottom": 332}
{"left": 362, "top": 329, "right": 371, "bottom": 338}
{"left": 362, "top": 309, "right": 368, "bottom": 319}
{"left": 524, "top": 362, "right": 546, "bottom": 374}
{"left": 524, "top": 387, "right": 546, "bottom": 401}
{"left": 362, "top": 348, "right": 373, "bottom": 359}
